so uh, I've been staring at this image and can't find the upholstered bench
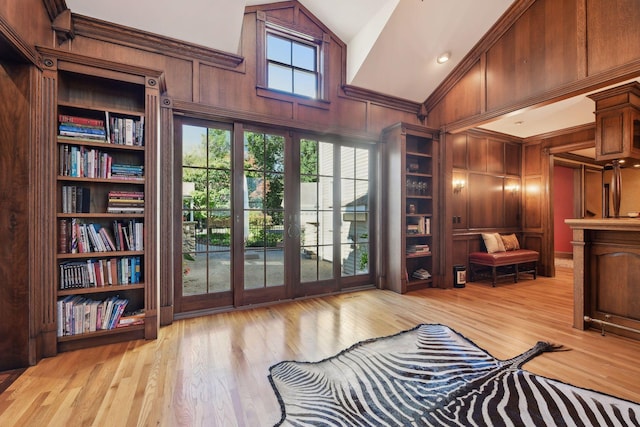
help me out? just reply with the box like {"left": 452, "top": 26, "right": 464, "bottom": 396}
{"left": 468, "top": 233, "right": 539, "bottom": 287}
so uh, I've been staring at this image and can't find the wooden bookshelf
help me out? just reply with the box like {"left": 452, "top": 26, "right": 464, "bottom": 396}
{"left": 37, "top": 48, "right": 162, "bottom": 353}
{"left": 381, "top": 123, "right": 439, "bottom": 293}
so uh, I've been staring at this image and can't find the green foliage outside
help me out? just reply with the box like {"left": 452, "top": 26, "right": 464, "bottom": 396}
{"left": 183, "top": 130, "right": 319, "bottom": 248}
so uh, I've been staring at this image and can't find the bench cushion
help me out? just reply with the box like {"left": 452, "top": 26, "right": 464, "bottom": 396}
{"left": 469, "top": 249, "right": 539, "bottom": 267}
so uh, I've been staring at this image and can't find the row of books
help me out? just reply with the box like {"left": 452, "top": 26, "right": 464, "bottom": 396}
{"left": 61, "top": 185, "right": 91, "bottom": 213}
{"left": 59, "top": 144, "right": 144, "bottom": 181}
{"left": 110, "top": 164, "right": 144, "bottom": 180}
{"left": 58, "top": 219, "right": 144, "bottom": 254}
{"left": 407, "top": 244, "right": 430, "bottom": 255}
{"left": 59, "top": 256, "right": 142, "bottom": 289}
{"left": 58, "top": 113, "right": 144, "bottom": 146}
{"left": 107, "top": 190, "right": 144, "bottom": 214}
{"left": 59, "top": 144, "right": 113, "bottom": 179}
{"left": 56, "top": 295, "right": 129, "bottom": 337}
{"left": 108, "top": 113, "right": 144, "bottom": 146}
{"left": 406, "top": 216, "right": 431, "bottom": 235}
{"left": 59, "top": 114, "right": 106, "bottom": 141}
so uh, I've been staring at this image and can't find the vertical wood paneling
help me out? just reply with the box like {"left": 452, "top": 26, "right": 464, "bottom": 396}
{"left": 145, "top": 83, "right": 160, "bottom": 339}
{"left": 587, "top": 0, "right": 640, "bottom": 76}
{"left": 37, "top": 67, "right": 59, "bottom": 358}
{"left": 0, "top": 63, "right": 31, "bottom": 369}
{"left": 505, "top": 143, "right": 521, "bottom": 175}
{"left": 504, "top": 177, "right": 522, "bottom": 228}
{"left": 469, "top": 174, "right": 504, "bottom": 229}
{"left": 524, "top": 143, "right": 542, "bottom": 175}
{"left": 159, "top": 99, "right": 174, "bottom": 326}
{"left": 468, "top": 135, "right": 487, "bottom": 172}
{"left": 451, "top": 133, "right": 467, "bottom": 169}
{"left": 487, "top": 139, "right": 505, "bottom": 174}
{"left": 486, "top": 0, "right": 580, "bottom": 111}
{"left": 524, "top": 176, "right": 543, "bottom": 229}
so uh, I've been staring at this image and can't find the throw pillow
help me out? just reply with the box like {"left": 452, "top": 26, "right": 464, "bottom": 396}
{"left": 481, "top": 232, "right": 506, "bottom": 253}
{"left": 501, "top": 233, "right": 520, "bottom": 251}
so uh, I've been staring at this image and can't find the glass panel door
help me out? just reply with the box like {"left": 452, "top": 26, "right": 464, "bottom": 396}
{"left": 299, "top": 139, "right": 335, "bottom": 285}
{"left": 242, "top": 130, "right": 287, "bottom": 300}
{"left": 340, "top": 146, "right": 370, "bottom": 278}
{"left": 295, "top": 139, "right": 373, "bottom": 296}
{"left": 177, "top": 121, "right": 233, "bottom": 312}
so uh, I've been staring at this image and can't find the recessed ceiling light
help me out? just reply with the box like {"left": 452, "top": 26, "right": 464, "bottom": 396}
{"left": 436, "top": 52, "right": 450, "bottom": 64}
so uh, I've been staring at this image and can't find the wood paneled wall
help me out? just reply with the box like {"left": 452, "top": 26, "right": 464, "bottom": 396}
{"left": 430, "top": 0, "right": 640, "bottom": 284}
{"left": 448, "top": 129, "right": 523, "bottom": 277}
{"left": 426, "top": 0, "right": 640, "bottom": 131}
{"left": 1, "top": 0, "right": 427, "bottom": 363}
{"left": 0, "top": 63, "right": 32, "bottom": 370}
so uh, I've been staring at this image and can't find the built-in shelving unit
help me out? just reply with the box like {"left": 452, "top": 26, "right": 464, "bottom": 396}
{"left": 382, "top": 123, "right": 438, "bottom": 293}
{"left": 38, "top": 48, "right": 162, "bottom": 353}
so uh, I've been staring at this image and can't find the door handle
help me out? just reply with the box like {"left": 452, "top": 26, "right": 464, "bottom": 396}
{"left": 287, "top": 214, "right": 300, "bottom": 239}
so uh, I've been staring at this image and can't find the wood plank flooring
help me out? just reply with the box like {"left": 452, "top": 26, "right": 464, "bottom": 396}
{"left": 1, "top": 267, "right": 639, "bottom": 426}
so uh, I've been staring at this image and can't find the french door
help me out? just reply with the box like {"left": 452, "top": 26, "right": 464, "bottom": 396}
{"left": 174, "top": 118, "right": 374, "bottom": 314}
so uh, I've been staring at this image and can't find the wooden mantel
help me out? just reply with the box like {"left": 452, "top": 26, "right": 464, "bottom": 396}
{"left": 565, "top": 218, "right": 640, "bottom": 339}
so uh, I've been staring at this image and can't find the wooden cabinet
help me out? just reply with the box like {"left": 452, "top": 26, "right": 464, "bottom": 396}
{"left": 381, "top": 123, "right": 438, "bottom": 293}
{"left": 589, "top": 82, "right": 640, "bottom": 162}
{"left": 38, "top": 48, "right": 162, "bottom": 353}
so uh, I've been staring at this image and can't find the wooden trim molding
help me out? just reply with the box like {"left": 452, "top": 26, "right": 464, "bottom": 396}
{"left": 0, "top": 14, "right": 38, "bottom": 64}
{"left": 172, "top": 99, "right": 380, "bottom": 142}
{"left": 342, "top": 85, "right": 422, "bottom": 115}
{"left": 52, "top": 9, "right": 75, "bottom": 45}
{"left": 42, "top": 0, "right": 67, "bottom": 22}
{"left": 71, "top": 15, "right": 244, "bottom": 69}
{"left": 36, "top": 46, "right": 165, "bottom": 86}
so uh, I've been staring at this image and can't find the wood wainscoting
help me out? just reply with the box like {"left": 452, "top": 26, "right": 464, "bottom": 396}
{"left": 0, "top": 267, "right": 639, "bottom": 426}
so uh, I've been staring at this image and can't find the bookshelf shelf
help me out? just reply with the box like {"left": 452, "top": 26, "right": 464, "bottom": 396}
{"left": 57, "top": 176, "right": 145, "bottom": 184}
{"left": 57, "top": 136, "right": 146, "bottom": 151}
{"left": 57, "top": 250, "right": 145, "bottom": 260}
{"left": 382, "top": 122, "right": 439, "bottom": 293}
{"left": 58, "top": 283, "right": 145, "bottom": 296}
{"left": 57, "top": 323, "right": 145, "bottom": 342}
{"left": 57, "top": 100, "right": 144, "bottom": 117}
{"left": 406, "top": 151, "right": 432, "bottom": 158}
{"left": 57, "top": 213, "right": 145, "bottom": 219}
{"left": 406, "top": 252, "right": 432, "bottom": 259}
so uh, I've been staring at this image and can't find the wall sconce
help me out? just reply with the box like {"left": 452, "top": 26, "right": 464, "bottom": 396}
{"left": 452, "top": 179, "right": 465, "bottom": 194}
{"left": 505, "top": 183, "right": 520, "bottom": 195}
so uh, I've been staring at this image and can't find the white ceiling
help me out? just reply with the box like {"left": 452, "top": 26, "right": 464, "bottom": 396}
{"left": 65, "top": 0, "right": 513, "bottom": 103}
{"left": 64, "top": 0, "right": 638, "bottom": 141}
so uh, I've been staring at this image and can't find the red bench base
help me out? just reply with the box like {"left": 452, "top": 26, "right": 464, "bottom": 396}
{"left": 469, "top": 249, "right": 539, "bottom": 287}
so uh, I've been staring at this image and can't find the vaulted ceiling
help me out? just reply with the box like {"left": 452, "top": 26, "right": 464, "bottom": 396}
{"left": 63, "top": 0, "right": 513, "bottom": 103}
{"left": 64, "top": 0, "right": 628, "bottom": 142}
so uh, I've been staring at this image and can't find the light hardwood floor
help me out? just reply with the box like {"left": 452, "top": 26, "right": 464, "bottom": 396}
{"left": 1, "top": 267, "right": 639, "bottom": 426}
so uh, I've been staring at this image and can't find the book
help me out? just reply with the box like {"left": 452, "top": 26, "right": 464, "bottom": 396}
{"left": 58, "top": 220, "right": 69, "bottom": 254}
{"left": 59, "top": 114, "right": 104, "bottom": 127}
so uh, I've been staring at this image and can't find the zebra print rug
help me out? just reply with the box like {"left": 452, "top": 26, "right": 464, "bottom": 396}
{"left": 269, "top": 324, "right": 640, "bottom": 426}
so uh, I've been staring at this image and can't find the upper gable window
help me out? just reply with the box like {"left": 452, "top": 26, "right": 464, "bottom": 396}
{"left": 255, "top": 8, "right": 330, "bottom": 107}
{"left": 266, "top": 31, "right": 318, "bottom": 98}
